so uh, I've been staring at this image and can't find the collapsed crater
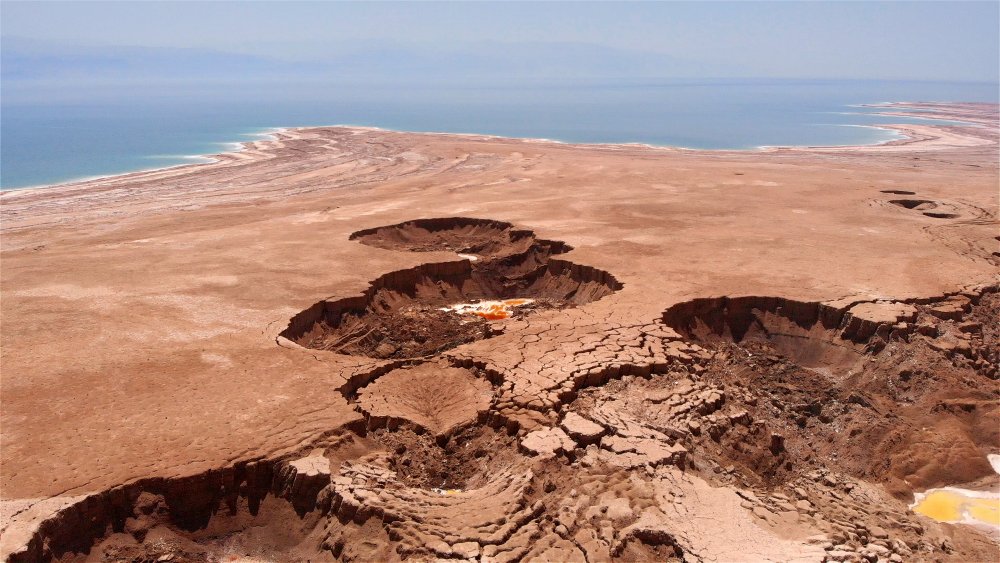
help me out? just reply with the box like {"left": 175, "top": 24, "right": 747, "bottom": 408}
{"left": 660, "top": 289, "right": 1000, "bottom": 500}
{"left": 349, "top": 217, "right": 545, "bottom": 256}
{"left": 11, "top": 422, "right": 532, "bottom": 563}
{"left": 660, "top": 296, "right": 909, "bottom": 372}
{"left": 281, "top": 218, "right": 622, "bottom": 359}
{"left": 370, "top": 424, "right": 523, "bottom": 491}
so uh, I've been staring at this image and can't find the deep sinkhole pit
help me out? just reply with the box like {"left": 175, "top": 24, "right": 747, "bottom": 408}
{"left": 660, "top": 296, "right": 877, "bottom": 372}
{"left": 281, "top": 218, "right": 623, "bottom": 359}
{"left": 370, "top": 424, "right": 523, "bottom": 491}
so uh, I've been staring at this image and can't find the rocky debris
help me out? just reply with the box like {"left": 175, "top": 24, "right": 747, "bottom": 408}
{"left": 914, "top": 317, "right": 939, "bottom": 337}
{"left": 372, "top": 424, "right": 520, "bottom": 491}
{"left": 448, "top": 315, "right": 710, "bottom": 433}
{"left": 907, "top": 291, "right": 999, "bottom": 378}
{"left": 926, "top": 297, "right": 969, "bottom": 321}
{"left": 599, "top": 436, "right": 688, "bottom": 469}
{"left": 927, "top": 333, "right": 973, "bottom": 357}
{"left": 610, "top": 508, "right": 682, "bottom": 557}
{"left": 522, "top": 533, "right": 588, "bottom": 562}
{"left": 590, "top": 399, "right": 675, "bottom": 442}
{"left": 122, "top": 492, "right": 170, "bottom": 541}
{"left": 957, "top": 320, "right": 982, "bottom": 333}
{"left": 277, "top": 451, "right": 332, "bottom": 513}
{"left": 770, "top": 433, "right": 786, "bottom": 455}
{"left": 842, "top": 301, "right": 918, "bottom": 342}
{"left": 726, "top": 470, "right": 961, "bottom": 563}
{"left": 521, "top": 427, "right": 575, "bottom": 456}
{"left": 560, "top": 412, "right": 606, "bottom": 445}
{"left": 320, "top": 455, "right": 545, "bottom": 560}
{"left": 580, "top": 376, "right": 736, "bottom": 469}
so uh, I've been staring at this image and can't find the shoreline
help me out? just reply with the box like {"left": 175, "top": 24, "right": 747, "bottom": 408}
{"left": 2, "top": 101, "right": 994, "bottom": 196}
{"left": 0, "top": 128, "right": 284, "bottom": 194}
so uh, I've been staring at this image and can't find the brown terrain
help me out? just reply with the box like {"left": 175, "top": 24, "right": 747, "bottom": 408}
{"left": 1, "top": 102, "right": 998, "bottom": 562}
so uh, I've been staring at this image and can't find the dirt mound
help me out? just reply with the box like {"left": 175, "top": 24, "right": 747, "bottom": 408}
{"left": 356, "top": 363, "right": 494, "bottom": 436}
{"left": 281, "top": 218, "right": 622, "bottom": 358}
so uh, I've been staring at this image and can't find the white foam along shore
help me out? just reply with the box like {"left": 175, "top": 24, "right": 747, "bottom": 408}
{"left": 324, "top": 103, "right": 959, "bottom": 153}
{"left": 0, "top": 128, "right": 285, "bottom": 193}
{"left": 1, "top": 102, "right": 985, "bottom": 193}
{"left": 754, "top": 101, "right": 988, "bottom": 151}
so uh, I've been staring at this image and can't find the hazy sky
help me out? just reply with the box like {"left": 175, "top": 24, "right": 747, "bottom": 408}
{"left": 3, "top": 1, "right": 999, "bottom": 82}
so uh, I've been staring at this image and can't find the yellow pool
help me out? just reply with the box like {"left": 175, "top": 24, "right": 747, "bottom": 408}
{"left": 912, "top": 489, "right": 1000, "bottom": 527}
{"left": 911, "top": 454, "right": 1000, "bottom": 530}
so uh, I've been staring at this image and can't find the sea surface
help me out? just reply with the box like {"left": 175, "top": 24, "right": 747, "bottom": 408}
{"left": 1, "top": 79, "right": 996, "bottom": 190}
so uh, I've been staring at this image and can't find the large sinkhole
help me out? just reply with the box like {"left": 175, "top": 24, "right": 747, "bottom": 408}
{"left": 660, "top": 296, "right": 877, "bottom": 372}
{"left": 280, "top": 218, "right": 622, "bottom": 359}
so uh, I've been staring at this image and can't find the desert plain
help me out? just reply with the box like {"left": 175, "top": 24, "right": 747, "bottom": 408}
{"left": 1, "top": 102, "right": 998, "bottom": 562}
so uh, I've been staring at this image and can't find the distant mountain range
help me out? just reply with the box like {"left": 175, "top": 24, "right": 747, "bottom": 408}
{"left": 2, "top": 36, "right": 744, "bottom": 83}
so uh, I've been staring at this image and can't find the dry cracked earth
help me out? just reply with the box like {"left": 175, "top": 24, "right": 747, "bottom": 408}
{"left": 1, "top": 102, "right": 998, "bottom": 562}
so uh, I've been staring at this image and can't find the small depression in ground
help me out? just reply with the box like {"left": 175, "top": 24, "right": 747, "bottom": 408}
{"left": 889, "top": 199, "right": 937, "bottom": 210}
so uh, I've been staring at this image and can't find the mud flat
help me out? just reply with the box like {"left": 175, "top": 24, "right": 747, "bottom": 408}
{"left": 1, "top": 102, "right": 999, "bottom": 562}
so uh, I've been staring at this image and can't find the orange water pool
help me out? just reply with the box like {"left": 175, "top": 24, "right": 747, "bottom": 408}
{"left": 912, "top": 490, "right": 1000, "bottom": 527}
{"left": 442, "top": 299, "right": 534, "bottom": 320}
{"left": 910, "top": 454, "right": 1000, "bottom": 531}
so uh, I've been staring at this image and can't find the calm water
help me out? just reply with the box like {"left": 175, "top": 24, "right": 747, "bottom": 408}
{"left": 1, "top": 79, "right": 996, "bottom": 189}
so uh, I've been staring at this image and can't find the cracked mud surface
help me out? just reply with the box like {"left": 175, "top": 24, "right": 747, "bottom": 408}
{"left": 1, "top": 102, "right": 998, "bottom": 562}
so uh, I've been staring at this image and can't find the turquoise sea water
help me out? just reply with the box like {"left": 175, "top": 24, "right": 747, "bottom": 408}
{"left": 1, "top": 79, "right": 996, "bottom": 190}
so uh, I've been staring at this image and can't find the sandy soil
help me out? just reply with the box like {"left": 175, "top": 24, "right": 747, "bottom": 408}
{"left": 1, "top": 102, "right": 998, "bottom": 562}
